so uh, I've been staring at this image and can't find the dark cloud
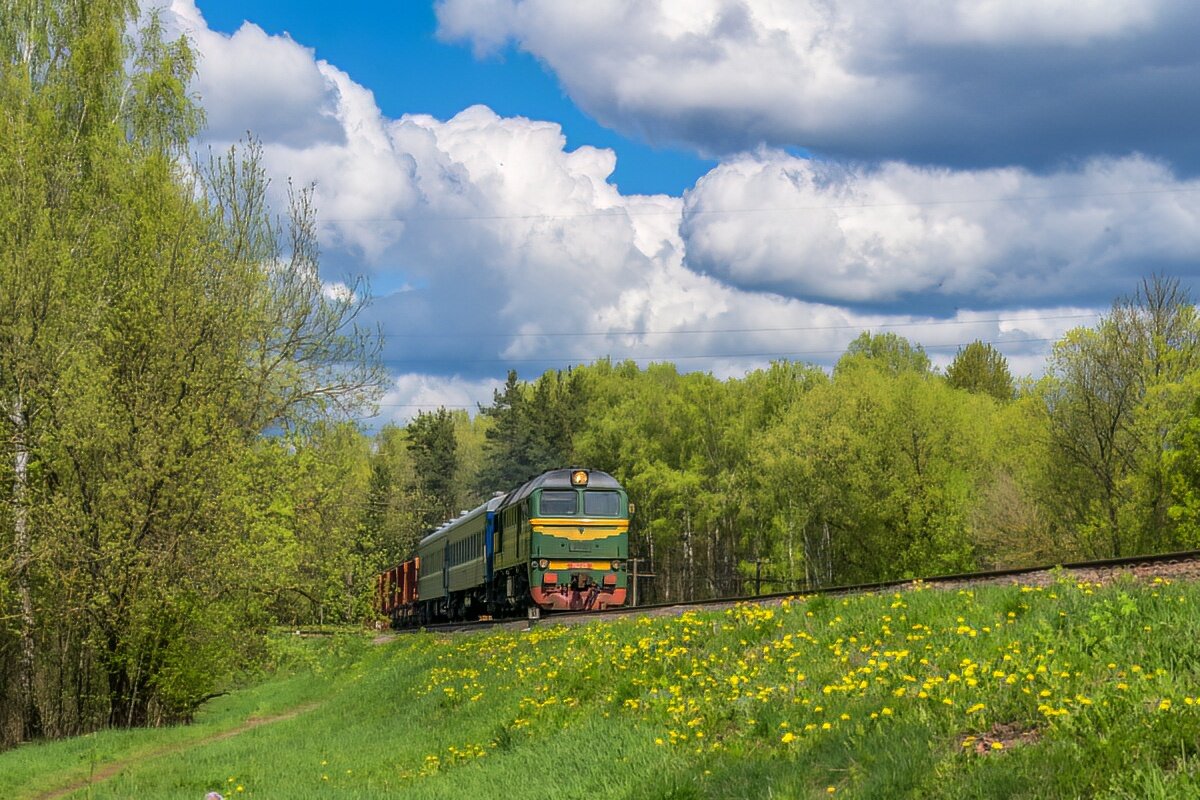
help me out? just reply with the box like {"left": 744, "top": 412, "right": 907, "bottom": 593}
{"left": 438, "top": 0, "right": 1200, "bottom": 172}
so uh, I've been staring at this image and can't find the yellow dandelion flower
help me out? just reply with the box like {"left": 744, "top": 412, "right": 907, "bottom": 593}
{"left": 781, "top": 732, "right": 796, "bottom": 744}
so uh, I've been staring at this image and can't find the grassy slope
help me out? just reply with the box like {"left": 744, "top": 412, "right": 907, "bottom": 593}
{"left": 7, "top": 574, "right": 1200, "bottom": 799}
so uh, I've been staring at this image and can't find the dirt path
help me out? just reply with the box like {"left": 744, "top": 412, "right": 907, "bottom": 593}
{"left": 32, "top": 703, "right": 322, "bottom": 800}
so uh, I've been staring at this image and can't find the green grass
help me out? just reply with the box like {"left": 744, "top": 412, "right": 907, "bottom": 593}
{"left": 7, "top": 574, "right": 1200, "bottom": 798}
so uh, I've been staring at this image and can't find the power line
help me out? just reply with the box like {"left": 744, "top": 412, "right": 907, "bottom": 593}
{"left": 384, "top": 312, "right": 1101, "bottom": 340}
{"left": 359, "top": 333, "right": 1077, "bottom": 417}
{"left": 323, "top": 185, "right": 1200, "bottom": 225}
{"left": 372, "top": 336, "right": 1057, "bottom": 367}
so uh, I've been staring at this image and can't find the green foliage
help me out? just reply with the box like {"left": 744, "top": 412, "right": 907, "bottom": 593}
{"left": 406, "top": 408, "right": 460, "bottom": 529}
{"left": 1163, "top": 388, "right": 1200, "bottom": 547}
{"left": 0, "top": 0, "right": 383, "bottom": 747}
{"left": 947, "top": 340, "right": 1015, "bottom": 401}
{"left": 837, "top": 331, "right": 932, "bottom": 376}
{"left": 476, "top": 368, "right": 587, "bottom": 492}
{"left": 1039, "top": 277, "right": 1200, "bottom": 557}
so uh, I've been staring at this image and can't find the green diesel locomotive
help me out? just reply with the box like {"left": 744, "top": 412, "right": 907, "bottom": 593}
{"left": 375, "top": 469, "right": 631, "bottom": 625}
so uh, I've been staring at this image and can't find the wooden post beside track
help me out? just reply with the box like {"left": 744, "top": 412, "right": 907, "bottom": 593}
{"left": 630, "top": 558, "right": 655, "bottom": 606}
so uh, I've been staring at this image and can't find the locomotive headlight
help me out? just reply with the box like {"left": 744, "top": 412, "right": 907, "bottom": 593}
{"left": 538, "top": 558, "right": 549, "bottom": 569}
{"left": 571, "top": 470, "right": 589, "bottom": 486}
{"left": 611, "top": 560, "right": 621, "bottom": 571}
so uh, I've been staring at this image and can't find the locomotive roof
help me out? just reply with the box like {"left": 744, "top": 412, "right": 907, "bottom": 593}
{"left": 417, "top": 468, "right": 623, "bottom": 547}
{"left": 501, "top": 468, "right": 623, "bottom": 507}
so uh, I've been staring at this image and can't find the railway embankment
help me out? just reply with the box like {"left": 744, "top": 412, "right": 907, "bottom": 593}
{"left": 6, "top": 566, "right": 1200, "bottom": 798}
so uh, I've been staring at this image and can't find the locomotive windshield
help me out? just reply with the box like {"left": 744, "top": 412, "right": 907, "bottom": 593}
{"left": 583, "top": 491, "right": 621, "bottom": 517}
{"left": 539, "top": 490, "right": 577, "bottom": 515}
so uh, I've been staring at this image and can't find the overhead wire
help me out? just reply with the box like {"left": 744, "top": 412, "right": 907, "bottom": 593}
{"left": 322, "top": 185, "right": 1200, "bottom": 225}
{"left": 373, "top": 335, "right": 1059, "bottom": 367}
{"left": 361, "top": 330, "right": 1078, "bottom": 414}
{"left": 385, "top": 311, "right": 1101, "bottom": 340}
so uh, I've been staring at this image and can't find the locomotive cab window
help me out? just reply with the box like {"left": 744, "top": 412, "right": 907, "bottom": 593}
{"left": 583, "top": 491, "right": 621, "bottom": 517}
{"left": 540, "top": 490, "right": 578, "bottom": 516}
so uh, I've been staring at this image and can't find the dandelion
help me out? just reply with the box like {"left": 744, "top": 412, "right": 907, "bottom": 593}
{"left": 781, "top": 732, "right": 796, "bottom": 744}
{"left": 966, "top": 703, "right": 985, "bottom": 714}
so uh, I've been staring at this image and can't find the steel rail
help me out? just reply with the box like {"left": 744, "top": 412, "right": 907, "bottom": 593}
{"left": 386, "top": 547, "right": 1200, "bottom": 635}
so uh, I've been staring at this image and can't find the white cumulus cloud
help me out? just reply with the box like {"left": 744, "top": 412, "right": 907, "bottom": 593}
{"left": 435, "top": 0, "right": 1200, "bottom": 169}
{"left": 682, "top": 152, "right": 1200, "bottom": 308}
{"left": 159, "top": 0, "right": 1191, "bottom": 416}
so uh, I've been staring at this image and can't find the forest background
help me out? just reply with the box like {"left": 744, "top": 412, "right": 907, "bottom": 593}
{"left": 6, "top": 0, "right": 1200, "bottom": 755}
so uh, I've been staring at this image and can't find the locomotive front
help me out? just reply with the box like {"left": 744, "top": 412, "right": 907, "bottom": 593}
{"left": 526, "top": 469, "right": 630, "bottom": 611}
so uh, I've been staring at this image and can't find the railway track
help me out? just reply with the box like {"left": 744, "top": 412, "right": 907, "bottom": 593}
{"left": 385, "top": 547, "right": 1200, "bottom": 637}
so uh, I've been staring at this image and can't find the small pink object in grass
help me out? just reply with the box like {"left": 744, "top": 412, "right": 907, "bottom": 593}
{"left": 205, "top": 793, "right": 224, "bottom": 800}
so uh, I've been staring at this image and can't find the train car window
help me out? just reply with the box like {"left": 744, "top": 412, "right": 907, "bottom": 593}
{"left": 584, "top": 491, "right": 621, "bottom": 517}
{"left": 540, "top": 490, "right": 578, "bottom": 516}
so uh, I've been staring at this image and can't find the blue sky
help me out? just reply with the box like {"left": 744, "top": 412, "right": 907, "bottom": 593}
{"left": 195, "top": 0, "right": 715, "bottom": 197}
{"left": 166, "top": 0, "right": 1200, "bottom": 421}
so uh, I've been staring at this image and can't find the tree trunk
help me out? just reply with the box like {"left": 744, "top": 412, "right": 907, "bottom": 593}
{"left": 683, "top": 509, "right": 694, "bottom": 601}
{"left": 11, "top": 393, "right": 41, "bottom": 740}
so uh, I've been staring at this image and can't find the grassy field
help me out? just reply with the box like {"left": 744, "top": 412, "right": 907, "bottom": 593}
{"left": 6, "top": 573, "right": 1200, "bottom": 799}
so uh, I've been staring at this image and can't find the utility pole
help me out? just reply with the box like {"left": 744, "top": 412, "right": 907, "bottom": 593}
{"left": 629, "top": 557, "right": 655, "bottom": 606}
